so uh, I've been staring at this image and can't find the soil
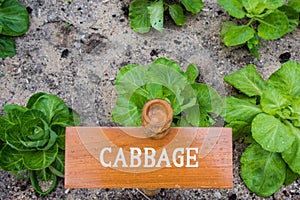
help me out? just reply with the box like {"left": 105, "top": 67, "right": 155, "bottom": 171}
{"left": 0, "top": 0, "right": 299, "bottom": 199}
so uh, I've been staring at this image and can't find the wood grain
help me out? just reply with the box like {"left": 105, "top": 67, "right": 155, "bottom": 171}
{"left": 65, "top": 127, "right": 232, "bottom": 188}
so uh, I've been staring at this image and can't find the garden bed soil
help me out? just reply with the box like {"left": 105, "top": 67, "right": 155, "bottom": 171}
{"left": 0, "top": 0, "right": 299, "bottom": 199}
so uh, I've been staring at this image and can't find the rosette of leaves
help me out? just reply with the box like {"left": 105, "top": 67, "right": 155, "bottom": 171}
{"left": 0, "top": 0, "right": 29, "bottom": 58}
{"left": 223, "top": 61, "right": 300, "bottom": 196}
{"left": 129, "top": 0, "right": 204, "bottom": 33}
{"left": 218, "top": 0, "right": 300, "bottom": 59}
{"left": 112, "top": 57, "right": 223, "bottom": 128}
{"left": 0, "top": 92, "right": 80, "bottom": 194}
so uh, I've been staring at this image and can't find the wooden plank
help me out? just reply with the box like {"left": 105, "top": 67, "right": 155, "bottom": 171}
{"left": 65, "top": 127, "right": 232, "bottom": 188}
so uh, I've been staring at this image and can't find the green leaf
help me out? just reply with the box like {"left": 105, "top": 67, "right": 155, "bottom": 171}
{"left": 288, "top": 0, "right": 300, "bottom": 13}
{"left": 267, "top": 61, "right": 300, "bottom": 98}
{"left": 182, "top": 105, "right": 200, "bottom": 127}
{"left": 67, "top": 108, "right": 81, "bottom": 126}
{"left": 115, "top": 64, "right": 148, "bottom": 95}
{"left": 147, "top": 58, "right": 192, "bottom": 112}
{"left": 22, "top": 111, "right": 51, "bottom": 144}
{"left": 264, "top": 0, "right": 286, "bottom": 9}
{"left": 148, "top": 0, "right": 164, "bottom": 32}
{"left": 181, "top": 0, "right": 204, "bottom": 14}
{"left": 169, "top": 4, "right": 185, "bottom": 26}
{"left": 261, "top": 86, "right": 292, "bottom": 116}
{"left": 6, "top": 110, "right": 56, "bottom": 151}
{"left": 0, "top": 36, "right": 16, "bottom": 58}
{"left": 281, "top": 122, "right": 300, "bottom": 174}
{"left": 181, "top": 83, "right": 220, "bottom": 127}
{"left": 23, "top": 144, "right": 58, "bottom": 170}
{"left": 199, "top": 112, "right": 215, "bottom": 127}
{"left": 3, "top": 104, "right": 27, "bottom": 124}
{"left": 49, "top": 150, "right": 65, "bottom": 178}
{"left": 282, "top": 139, "right": 300, "bottom": 174}
{"left": 129, "top": 0, "right": 151, "bottom": 33}
{"left": 163, "top": 87, "right": 181, "bottom": 115}
{"left": 223, "top": 25, "right": 254, "bottom": 46}
{"left": 236, "top": 94, "right": 257, "bottom": 104}
{"left": 26, "top": 92, "right": 47, "bottom": 109}
{"left": 225, "top": 121, "right": 251, "bottom": 141}
{"left": 242, "top": 0, "right": 285, "bottom": 14}
{"left": 192, "top": 83, "right": 223, "bottom": 115}
{"left": 217, "top": 0, "right": 245, "bottom": 18}
{"left": 30, "top": 170, "right": 58, "bottom": 195}
{"left": 224, "top": 64, "right": 266, "bottom": 97}
{"left": 240, "top": 143, "right": 286, "bottom": 197}
{"left": 278, "top": 5, "right": 299, "bottom": 34}
{"left": 112, "top": 94, "right": 146, "bottom": 126}
{"left": 36, "top": 168, "right": 52, "bottom": 181}
{"left": 252, "top": 113, "right": 295, "bottom": 152}
{"left": 0, "top": 0, "right": 29, "bottom": 36}
{"left": 224, "top": 97, "right": 262, "bottom": 123}
{"left": 220, "top": 21, "right": 237, "bottom": 39}
{"left": 285, "top": 166, "right": 300, "bottom": 185}
{"left": 292, "top": 97, "right": 300, "bottom": 127}
{"left": 151, "top": 57, "right": 184, "bottom": 75}
{"left": 146, "top": 83, "right": 163, "bottom": 100}
{"left": 257, "top": 10, "right": 289, "bottom": 40}
{"left": 185, "top": 63, "right": 199, "bottom": 84}
{"left": 242, "top": 0, "right": 266, "bottom": 15}
{"left": 0, "top": 115, "right": 13, "bottom": 141}
{"left": 0, "top": 144, "right": 25, "bottom": 171}
{"left": 51, "top": 125, "right": 66, "bottom": 150}
{"left": 179, "top": 86, "right": 197, "bottom": 111}
{"left": 30, "top": 94, "right": 73, "bottom": 125}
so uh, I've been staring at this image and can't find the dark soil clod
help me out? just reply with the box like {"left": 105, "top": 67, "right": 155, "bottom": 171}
{"left": 279, "top": 52, "right": 291, "bottom": 63}
{"left": 61, "top": 49, "right": 69, "bottom": 58}
{"left": 150, "top": 49, "right": 159, "bottom": 57}
{"left": 121, "top": 4, "right": 129, "bottom": 17}
{"left": 26, "top": 7, "right": 33, "bottom": 15}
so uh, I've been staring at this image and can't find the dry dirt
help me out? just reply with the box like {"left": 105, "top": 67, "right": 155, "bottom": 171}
{"left": 0, "top": 0, "right": 299, "bottom": 199}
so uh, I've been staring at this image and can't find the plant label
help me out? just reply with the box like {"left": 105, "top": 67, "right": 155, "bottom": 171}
{"left": 65, "top": 127, "right": 232, "bottom": 188}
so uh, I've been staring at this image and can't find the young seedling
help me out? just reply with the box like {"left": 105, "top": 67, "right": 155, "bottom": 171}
{"left": 129, "top": 0, "right": 204, "bottom": 33}
{"left": 218, "top": 0, "right": 300, "bottom": 58}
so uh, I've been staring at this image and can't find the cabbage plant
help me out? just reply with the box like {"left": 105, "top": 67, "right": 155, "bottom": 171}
{"left": 0, "top": 92, "right": 80, "bottom": 194}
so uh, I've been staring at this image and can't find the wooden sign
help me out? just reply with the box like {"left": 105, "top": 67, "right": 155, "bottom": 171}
{"left": 65, "top": 126, "right": 232, "bottom": 189}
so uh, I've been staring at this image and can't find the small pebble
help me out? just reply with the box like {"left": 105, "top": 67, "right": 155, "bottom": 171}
{"left": 214, "top": 191, "right": 222, "bottom": 199}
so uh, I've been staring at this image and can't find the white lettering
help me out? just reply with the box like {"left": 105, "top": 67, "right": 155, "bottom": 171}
{"left": 144, "top": 147, "right": 156, "bottom": 167}
{"left": 172, "top": 148, "right": 184, "bottom": 167}
{"left": 99, "top": 147, "right": 112, "bottom": 167}
{"left": 113, "top": 148, "right": 128, "bottom": 167}
{"left": 99, "top": 147, "right": 200, "bottom": 168}
{"left": 130, "top": 147, "right": 142, "bottom": 167}
{"left": 186, "top": 148, "right": 199, "bottom": 167}
{"left": 156, "top": 148, "right": 171, "bottom": 167}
